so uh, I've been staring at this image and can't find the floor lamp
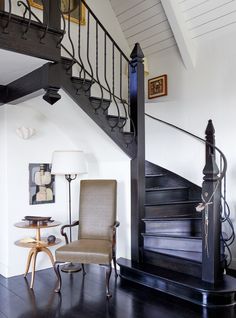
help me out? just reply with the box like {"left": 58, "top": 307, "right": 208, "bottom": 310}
{"left": 51, "top": 150, "right": 87, "bottom": 273}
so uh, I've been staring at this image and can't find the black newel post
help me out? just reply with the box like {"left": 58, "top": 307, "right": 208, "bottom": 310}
{"left": 43, "top": 1, "right": 61, "bottom": 30}
{"left": 130, "top": 43, "right": 145, "bottom": 262}
{"left": 202, "top": 120, "right": 222, "bottom": 283}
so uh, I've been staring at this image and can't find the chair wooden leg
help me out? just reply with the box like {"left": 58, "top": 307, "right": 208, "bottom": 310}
{"left": 54, "top": 262, "right": 62, "bottom": 293}
{"left": 81, "top": 264, "right": 86, "bottom": 275}
{"left": 112, "top": 255, "right": 118, "bottom": 278}
{"left": 105, "top": 264, "right": 112, "bottom": 298}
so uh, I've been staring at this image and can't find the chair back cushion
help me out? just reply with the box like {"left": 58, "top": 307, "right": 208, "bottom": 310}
{"left": 79, "top": 180, "right": 117, "bottom": 240}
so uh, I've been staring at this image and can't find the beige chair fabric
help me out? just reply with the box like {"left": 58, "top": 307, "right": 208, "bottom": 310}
{"left": 54, "top": 179, "right": 118, "bottom": 297}
{"left": 55, "top": 179, "right": 117, "bottom": 264}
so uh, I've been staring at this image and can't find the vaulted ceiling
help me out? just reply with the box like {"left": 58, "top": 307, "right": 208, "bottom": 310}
{"left": 111, "top": 0, "right": 236, "bottom": 59}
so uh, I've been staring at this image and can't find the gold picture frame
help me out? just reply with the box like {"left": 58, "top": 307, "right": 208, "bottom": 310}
{"left": 29, "top": 0, "right": 86, "bottom": 25}
{"left": 148, "top": 74, "right": 168, "bottom": 99}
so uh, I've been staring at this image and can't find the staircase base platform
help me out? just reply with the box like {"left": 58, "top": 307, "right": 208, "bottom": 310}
{"left": 117, "top": 257, "right": 236, "bottom": 308}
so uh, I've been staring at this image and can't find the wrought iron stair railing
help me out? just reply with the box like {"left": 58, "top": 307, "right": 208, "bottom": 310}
{"left": 0, "top": 0, "right": 139, "bottom": 148}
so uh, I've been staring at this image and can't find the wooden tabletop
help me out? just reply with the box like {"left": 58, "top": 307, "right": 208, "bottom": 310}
{"left": 14, "top": 221, "right": 61, "bottom": 229}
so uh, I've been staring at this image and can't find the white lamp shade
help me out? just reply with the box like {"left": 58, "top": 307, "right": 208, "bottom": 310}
{"left": 51, "top": 150, "right": 87, "bottom": 175}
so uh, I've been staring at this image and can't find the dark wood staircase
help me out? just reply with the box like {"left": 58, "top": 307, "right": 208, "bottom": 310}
{"left": 118, "top": 160, "right": 236, "bottom": 307}
{"left": 143, "top": 160, "right": 203, "bottom": 278}
{"left": 0, "top": 0, "right": 235, "bottom": 309}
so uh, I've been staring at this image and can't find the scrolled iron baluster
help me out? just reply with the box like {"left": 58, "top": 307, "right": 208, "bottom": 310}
{"left": 17, "top": 1, "right": 41, "bottom": 23}
{"left": 110, "top": 43, "right": 121, "bottom": 130}
{"left": 93, "top": 20, "right": 104, "bottom": 113}
{"left": 103, "top": 33, "right": 112, "bottom": 115}
{"left": 117, "top": 53, "right": 129, "bottom": 131}
{"left": 3, "top": 0, "right": 12, "bottom": 33}
{"left": 126, "top": 62, "right": 137, "bottom": 143}
{"left": 20, "top": 0, "right": 32, "bottom": 39}
{"left": 76, "top": 0, "right": 86, "bottom": 94}
{"left": 39, "top": 0, "right": 49, "bottom": 43}
{"left": 56, "top": 0, "right": 66, "bottom": 47}
{"left": 85, "top": 10, "right": 94, "bottom": 93}
{"left": 66, "top": 0, "right": 76, "bottom": 72}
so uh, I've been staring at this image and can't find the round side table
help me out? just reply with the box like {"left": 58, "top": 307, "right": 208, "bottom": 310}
{"left": 15, "top": 221, "right": 61, "bottom": 289}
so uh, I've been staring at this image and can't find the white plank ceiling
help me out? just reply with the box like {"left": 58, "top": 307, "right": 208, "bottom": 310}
{"left": 111, "top": 0, "right": 236, "bottom": 57}
{"left": 180, "top": 0, "right": 236, "bottom": 39}
{"left": 110, "top": 0, "right": 177, "bottom": 56}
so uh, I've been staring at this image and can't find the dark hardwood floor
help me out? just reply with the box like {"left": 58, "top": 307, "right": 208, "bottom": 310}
{"left": 0, "top": 265, "right": 235, "bottom": 318}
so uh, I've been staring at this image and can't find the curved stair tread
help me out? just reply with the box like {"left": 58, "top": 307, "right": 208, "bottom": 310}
{"left": 142, "top": 216, "right": 202, "bottom": 221}
{"left": 146, "top": 186, "right": 189, "bottom": 192}
{"left": 145, "top": 200, "right": 200, "bottom": 207}
{"left": 142, "top": 233, "right": 202, "bottom": 239}
{"left": 145, "top": 173, "right": 166, "bottom": 177}
{"left": 144, "top": 247, "right": 203, "bottom": 263}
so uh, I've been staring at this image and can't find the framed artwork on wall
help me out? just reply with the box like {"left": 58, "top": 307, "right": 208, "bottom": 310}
{"left": 148, "top": 74, "right": 168, "bottom": 99}
{"left": 29, "top": 0, "right": 86, "bottom": 25}
{"left": 29, "top": 163, "right": 55, "bottom": 205}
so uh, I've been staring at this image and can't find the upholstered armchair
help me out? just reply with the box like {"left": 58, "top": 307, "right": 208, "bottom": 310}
{"left": 54, "top": 179, "right": 119, "bottom": 298}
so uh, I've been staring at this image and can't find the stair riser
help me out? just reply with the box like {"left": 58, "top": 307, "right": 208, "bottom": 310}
{"left": 144, "top": 220, "right": 202, "bottom": 235}
{"left": 143, "top": 236, "right": 202, "bottom": 252}
{"left": 145, "top": 204, "right": 199, "bottom": 218}
{"left": 146, "top": 176, "right": 177, "bottom": 189}
{"left": 145, "top": 188, "right": 189, "bottom": 205}
{"left": 143, "top": 236, "right": 225, "bottom": 254}
{"left": 143, "top": 250, "right": 202, "bottom": 278}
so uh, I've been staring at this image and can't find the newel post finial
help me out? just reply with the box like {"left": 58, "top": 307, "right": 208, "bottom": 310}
{"left": 205, "top": 119, "right": 215, "bottom": 154}
{"left": 130, "top": 43, "right": 144, "bottom": 61}
{"left": 203, "top": 119, "right": 219, "bottom": 180}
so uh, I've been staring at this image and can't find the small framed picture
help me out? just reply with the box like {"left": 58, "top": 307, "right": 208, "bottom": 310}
{"left": 148, "top": 75, "right": 168, "bottom": 99}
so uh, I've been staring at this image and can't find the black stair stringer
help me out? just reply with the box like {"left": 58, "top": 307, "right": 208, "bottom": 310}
{"left": 60, "top": 63, "right": 137, "bottom": 159}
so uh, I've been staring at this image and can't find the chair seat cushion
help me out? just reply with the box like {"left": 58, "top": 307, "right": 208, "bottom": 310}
{"left": 55, "top": 239, "right": 112, "bottom": 264}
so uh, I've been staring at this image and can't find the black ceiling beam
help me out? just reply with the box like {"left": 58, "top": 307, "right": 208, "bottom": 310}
{"left": 0, "top": 13, "right": 62, "bottom": 62}
{"left": 3, "top": 62, "right": 61, "bottom": 104}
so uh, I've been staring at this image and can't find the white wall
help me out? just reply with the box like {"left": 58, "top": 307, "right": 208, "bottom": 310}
{"left": 0, "top": 107, "right": 8, "bottom": 276}
{"left": 2, "top": 96, "right": 130, "bottom": 278}
{"left": 145, "top": 25, "right": 236, "bottom": 267}
{"left": 0, "top": 0, "right": 132, "bottom": 277}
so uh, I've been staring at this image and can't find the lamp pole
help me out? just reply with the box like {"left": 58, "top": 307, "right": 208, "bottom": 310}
{"left": 65, "top": 174, "right": 77, "bottom": 243}
{"left": 51, "top": 150, "right": 87, "bottom": 273}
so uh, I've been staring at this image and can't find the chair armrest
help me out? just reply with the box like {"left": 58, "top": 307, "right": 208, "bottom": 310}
{"left": 113, "top": 221, "right": 120, "bottom": 228}
{"left": 61, "top": 220, "right": 79, "bottom": 244}
{"left": 111, "top": 221, "right": 120, "bottom": 249}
